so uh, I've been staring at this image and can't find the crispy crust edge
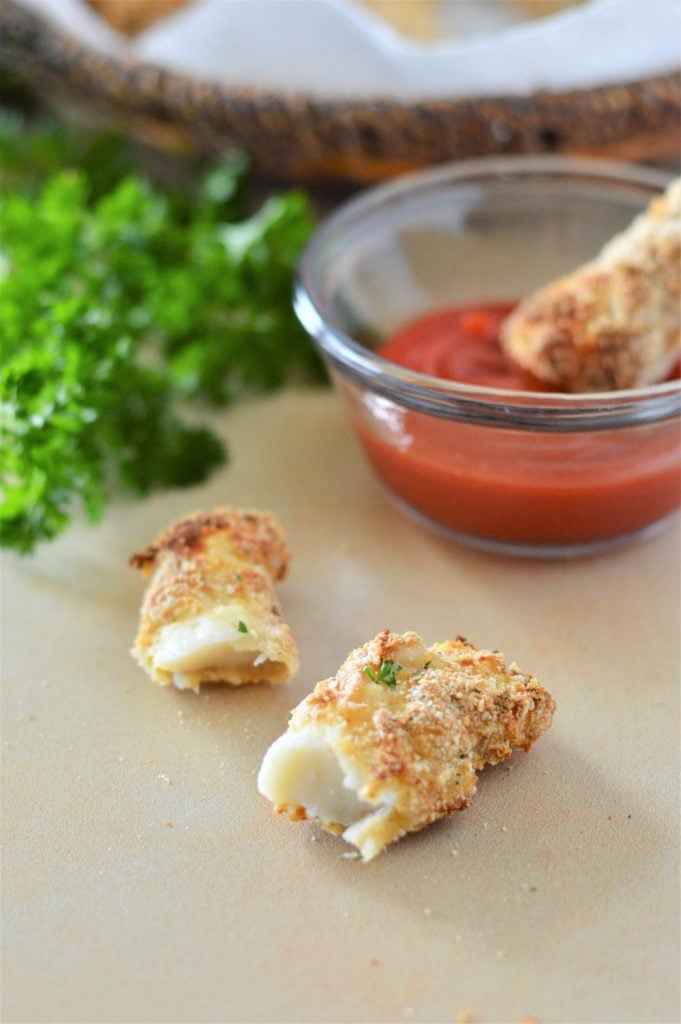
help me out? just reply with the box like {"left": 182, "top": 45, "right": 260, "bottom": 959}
{"left": 129, "top": 507, "right": 291, "bottom": 581}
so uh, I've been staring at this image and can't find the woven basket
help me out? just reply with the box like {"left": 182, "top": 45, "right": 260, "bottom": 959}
{"left": 2, "top": 0, "right": 679, "bottom": 183}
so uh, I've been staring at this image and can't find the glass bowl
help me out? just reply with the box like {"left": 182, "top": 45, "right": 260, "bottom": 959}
{"left": 295, "top": 156, "right": 681, "bottom": 557}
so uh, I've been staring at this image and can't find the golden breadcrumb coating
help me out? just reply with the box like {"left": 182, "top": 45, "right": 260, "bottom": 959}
{"left": 355, "top": 0, "right": 441, "bottom": 41}
{"left": 501, "top": 178, "right": 681, "bottom": 392}
{"left": 130, "top": 508, "right": 299, "bottom": 691}
{"left": 258, "top": 629, "right": 555, "bottom": 860}
{"left": 88, "top": 0, "right": 191, "bottom": 36}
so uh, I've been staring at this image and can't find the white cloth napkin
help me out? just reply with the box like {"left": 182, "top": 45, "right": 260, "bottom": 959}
{"left": 19, "top": 0, "right": 681, "bottom": 99}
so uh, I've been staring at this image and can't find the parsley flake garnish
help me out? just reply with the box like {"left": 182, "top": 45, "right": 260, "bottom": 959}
{"left": 237, "top": 620, "right": 249, "bottom": 634}
{"left": 365, "top": 660, "right": 402, "bottom": 689}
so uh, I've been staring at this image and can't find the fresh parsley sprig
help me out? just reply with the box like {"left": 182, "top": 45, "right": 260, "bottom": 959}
{"left": 0, "top": 112, "right": 324, "bottom": 553}
{"left": 365, "top": 660, "right": 403, "bottom": 689}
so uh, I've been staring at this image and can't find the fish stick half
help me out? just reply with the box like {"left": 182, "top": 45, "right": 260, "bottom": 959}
{"left": 130, "top": 508, "right": 299, "bottom": 691}
{"left": 258, "top": 629, "right": 555, "bottom": 861}
{"left": 501, "top": 178, "right": 681, "bottom": 392}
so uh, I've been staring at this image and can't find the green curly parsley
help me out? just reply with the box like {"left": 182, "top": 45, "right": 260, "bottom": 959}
{"left": 0, "top": 112, "right": 323, "bottom": 553}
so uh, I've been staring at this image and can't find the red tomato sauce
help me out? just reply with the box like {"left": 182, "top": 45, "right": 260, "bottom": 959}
{"left": 350, "top": 303, "right": 681, "bottom": 548}
{"left": 376, "top": 301, "right": 555, "bottom": 392}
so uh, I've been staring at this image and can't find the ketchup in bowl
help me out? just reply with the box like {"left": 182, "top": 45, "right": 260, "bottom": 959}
{"left": 348, "top": 302, "right": 681, "bottom": 553}
{"left": 376, "top": 302, "right": 552, "bottom": 392}
{"left": 296, "top": 157, "right": 681, "bottom": 556}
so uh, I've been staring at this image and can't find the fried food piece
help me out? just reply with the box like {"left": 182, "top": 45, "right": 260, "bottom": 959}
{"left": 501, "top": 178, "right": 681, "bottom": 392}
{"left": 511, "top": 0, "right": 585, "bottom": 17}
{"left": 130, "top": 508, "right": 299, "bottom": 691}
{"left": 88, "top": 0, "right": 191, "bottom": 36}
{"left": 258, "top": 629, "right": 554, "bottom": 861}
{"left": 355, "top": 1, "right": 441, "bottom": 41}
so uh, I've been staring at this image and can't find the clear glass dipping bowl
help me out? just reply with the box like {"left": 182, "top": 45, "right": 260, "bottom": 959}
{"left": 294, "top": 156, "right": 681, "bottom": 557}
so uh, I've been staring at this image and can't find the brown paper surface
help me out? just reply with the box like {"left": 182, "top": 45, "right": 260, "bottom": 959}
{"left": 2, "top": 389, "right": 679, "bottom": 1024}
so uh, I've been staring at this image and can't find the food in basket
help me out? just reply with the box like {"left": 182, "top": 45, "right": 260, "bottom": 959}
{"left": 88, "top": 0, "right": 584, "bottom": 40}
{"left": 356, "top": 1, "right": 584, "bottom": 40}
{"left": 258, "top": 629, "right": 555, "bottom": 860}
{"left": 87, "top": 0, "right": 192, "bottom": 35}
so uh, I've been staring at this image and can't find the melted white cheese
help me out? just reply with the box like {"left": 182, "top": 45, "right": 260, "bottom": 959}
{"left": 151, "top": 611, "right": 260, "bottom": 673}
{"left": 257, "top": 729, "right": 373, "bottom": 829}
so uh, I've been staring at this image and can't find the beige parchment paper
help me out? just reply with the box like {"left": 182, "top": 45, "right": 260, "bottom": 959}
{"left": 2, "top": 389, "right": 679, "bottom": 1024}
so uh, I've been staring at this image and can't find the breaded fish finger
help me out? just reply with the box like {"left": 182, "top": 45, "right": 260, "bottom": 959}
{"left": 130, "top": 508, "right": 299, "bottom": 691}
{"left": 258, "top": 629, "right": 555, "bottom": 861}
{"left": 501, "top": 178, "right": 681, "bottom": 392}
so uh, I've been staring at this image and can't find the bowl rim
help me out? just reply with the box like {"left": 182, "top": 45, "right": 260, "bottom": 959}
{"left": 295, "top": 154, "right": 681, "bottom": 432}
